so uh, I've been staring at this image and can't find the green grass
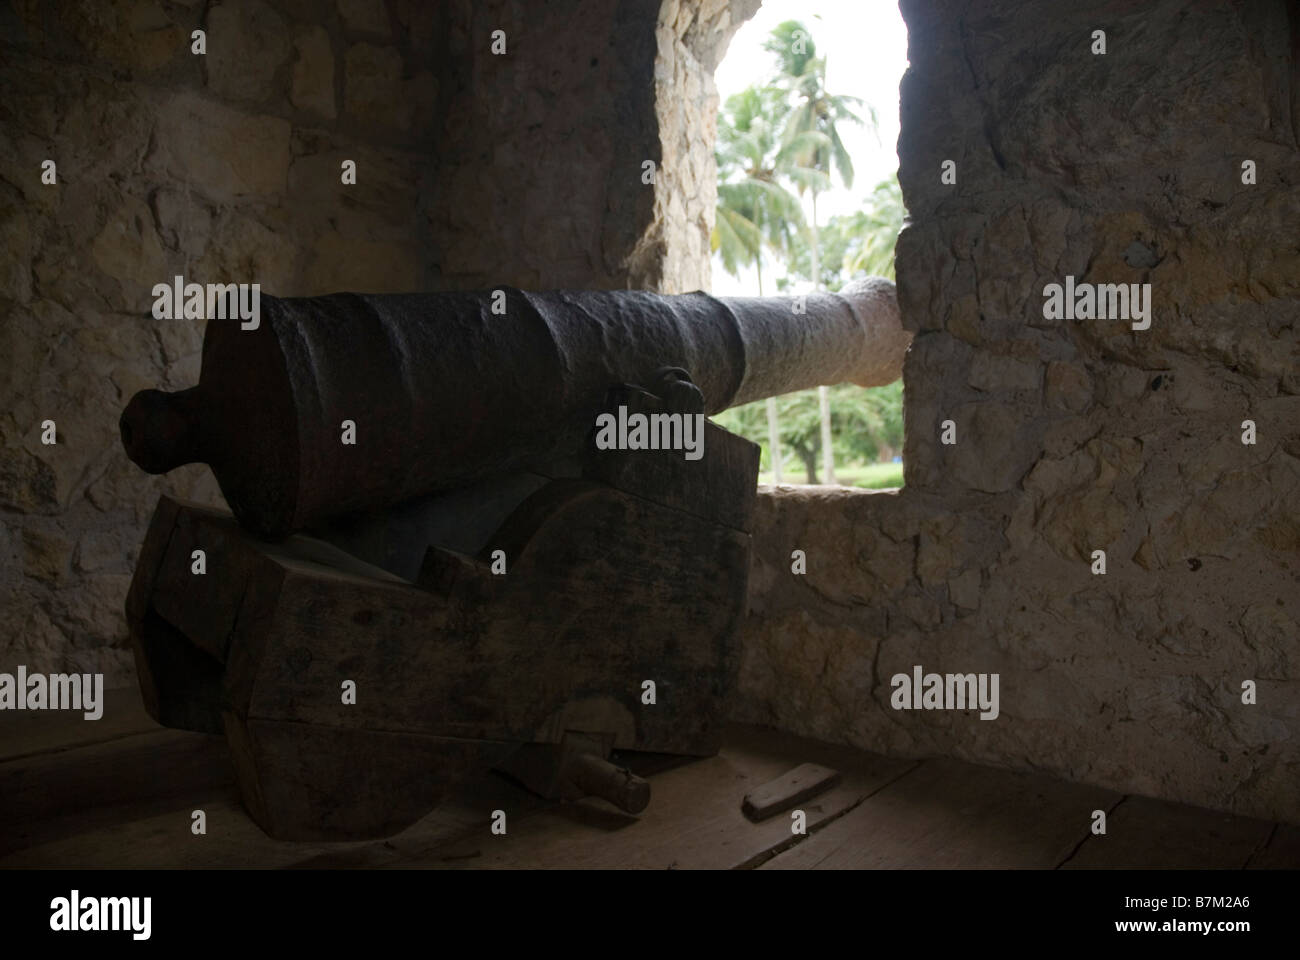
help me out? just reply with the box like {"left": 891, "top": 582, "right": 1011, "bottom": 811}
{"left": 758, "top": 461, "right": 904, "bottom": 490}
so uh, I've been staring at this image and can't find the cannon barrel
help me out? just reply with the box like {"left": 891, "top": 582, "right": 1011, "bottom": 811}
{"left": 120, "top": 278, "right": 908, "bottom": 538}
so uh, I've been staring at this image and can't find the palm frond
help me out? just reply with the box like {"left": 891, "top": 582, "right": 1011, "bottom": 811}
{"left": 829, "top": 124, "right": 855, "bottom": 190}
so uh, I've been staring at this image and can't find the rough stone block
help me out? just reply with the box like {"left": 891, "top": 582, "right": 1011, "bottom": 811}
{"left": 343, "top": 43, "right": 406, "bottom": 131}
{"left": 291, "top": 26, "right": 336, "bottom": 118}
{"left": 206, "top": 0, "right": 291, "bottom": 102}
{"left": 152, "top": 93, "right": 291, "bottom": 201}
{"left": 338, "top": 0, "right": 390, "bottom": 37}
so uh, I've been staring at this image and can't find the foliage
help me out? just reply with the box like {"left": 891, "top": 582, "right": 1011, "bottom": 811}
{"left": 712, "top": 19, "right": 907, "bottom": 485}
{"left": 778, "top": 174, "right": 906, "bottom": 290}
{"left": 712, "top": 85, "right": 805, "bottom": 292}
{"left": 763, "top": 20, "right": 873, "bottom": 200}
{"left": 843, "top": 176, "right": 906, "bottom": 281}
{"left": 714, "top": 380, "right": 904, "bottom": 483}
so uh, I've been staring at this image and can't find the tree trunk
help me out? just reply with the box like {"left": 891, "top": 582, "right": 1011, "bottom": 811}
{"left": 765, "top": 399, "right": 784, "bottom": 482}
{"left": 818, "top": 384, "right": 835, "bottom": 484}
{"left": 861, "top": 424, "right": 892, "bottom": 463}
{"left": 790, "top": 439, "right": 819, "bottom": 485}
{"left": 756, "top": 259, "right": 784, "bottom": 482}
{"left": 811, "top": 190, "right": 836, "bottom": 485}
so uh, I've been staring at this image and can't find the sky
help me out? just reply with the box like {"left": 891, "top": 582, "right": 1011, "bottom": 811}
{"left": 710, "top": 0, "right": 910, "bottom": 295}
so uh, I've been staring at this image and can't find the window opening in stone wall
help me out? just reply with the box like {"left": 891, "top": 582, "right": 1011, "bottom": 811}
{"left": 710, "top": 2, "right": 909, "bottom": 489}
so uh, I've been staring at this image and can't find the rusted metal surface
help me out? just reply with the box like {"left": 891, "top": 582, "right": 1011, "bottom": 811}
{"left": 120, "top": 279, "right": 907, "bottom": 537}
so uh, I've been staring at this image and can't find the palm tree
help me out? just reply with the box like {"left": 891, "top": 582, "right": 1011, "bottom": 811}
{"left": 712, "top": 84, "right": 806, "bottom": 482}
{"left": 764, "top": 20, "right": 874, "bottom": 485}
{"left": 843, "top": 175, "right": 906, "bottom": 281}
{"left": 714, "top": 86, "right": 805, "bottom": 294}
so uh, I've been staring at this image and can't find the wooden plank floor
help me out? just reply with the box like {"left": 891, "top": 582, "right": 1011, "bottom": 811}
{"left": 761, "top": 757, "right": 1120, "bottom": 869}
{"left": 1, "top": 690, "right": 1295, "bottom": 869}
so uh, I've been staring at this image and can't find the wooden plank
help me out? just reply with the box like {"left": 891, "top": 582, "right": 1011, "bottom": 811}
{"left": 385, "top": 724, "right": 916, "bottom": 870}
{"left": 284, "top": 773, "right": 554, "bottom": 869}
{"left": 0, "top": 738, "right": 544, "bottom": 869}
{"left": 743, "top": 763, "right": 841, "bottom": 821}
{"left": 7, "top": 671, "right": 585, "bottom": 864}
{"left": 4, "top": 795, "right": 260, "bottom": 868}
{"left": 1062, "top": 796, "right": 1277, "bottom": 869}
{"left": 173, "top": 486, "right": 747, "bottom": 753}
{"left": 123, "top": 494, "right": 183, "bottom": 626}
{"left": 3, "top": 792, "right": 389, "bottom": 869}
{"left": 224, "top": 715, "right": 518, "bottom": 841}
{"left": 1246, "top": 825, "right": 1300, "bottom": 869}
{"left": 0, "top": 687, "right": 158, "bottom": 763}
{"left": 761, "top": 757, "right": 1120, "bottom": 870}
{"left": 0, "top": 729, "right": 234, "bottom": 860}
{"left": 583, "top": 399, "right": 760, "bottom": 534}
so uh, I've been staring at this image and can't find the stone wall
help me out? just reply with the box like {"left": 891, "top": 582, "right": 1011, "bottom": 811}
{"left": 0, "top": 0, "right": 753, "bottom": 687}
{"left": 426, "top": 0, "right": 756, "bottom": 292}
{"left": 735, "top": 0, "right": 1300, "bottom": 824}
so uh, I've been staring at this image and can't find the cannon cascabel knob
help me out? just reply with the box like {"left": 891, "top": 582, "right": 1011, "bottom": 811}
{"left": 120, "top": 387, "right": 204, "bottom": 475}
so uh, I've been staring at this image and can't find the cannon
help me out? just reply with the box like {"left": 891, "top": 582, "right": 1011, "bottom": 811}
{"left": 122, "top": 279, "right": 908, "bottom": 840}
